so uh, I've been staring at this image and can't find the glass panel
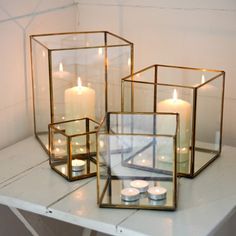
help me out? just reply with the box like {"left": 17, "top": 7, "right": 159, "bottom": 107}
{"left": 51, "top": 47, "right": 105, "bottom": 123}
{"left": 49, "top": 127, "right": 69, "bottom": 177}
{"left": 157, "top": 66, "right": 219, "bottom": 87}
{"left": 156, "top": 85, "right": 193, "bottom": 167}
{"left": 33, "top": 32, "right": 105, "bottom": 49}
{"left": 194, "top": 75, "right": 223, "bottom": 173}
{"left": 31, "top": 39, "right": 50, "bottom": 148}
{"left": 107, "top": 45, "right": 132, "bottom": 113}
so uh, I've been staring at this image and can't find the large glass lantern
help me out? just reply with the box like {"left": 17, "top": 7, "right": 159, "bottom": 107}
{"left": 97, "top": 112, "right": 179, "bottom": 210}
{"left": 122, "top": 64, "right": 225, "bottom": 178}
{"left": 30, "top": 31, "right": 133, "bottom": 152}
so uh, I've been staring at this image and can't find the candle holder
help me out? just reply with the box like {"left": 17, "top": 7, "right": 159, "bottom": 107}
{"left": 97, "top": 112, "right": 179, "bottom": 211}
{"left": 48, "top": 117, "right": 99, "bottom": 181}
{"left": 30, "top": 31, "right": 133, "bottom": 152}
{"left": 121, "top": 64, "right": 225, "bottom": 178}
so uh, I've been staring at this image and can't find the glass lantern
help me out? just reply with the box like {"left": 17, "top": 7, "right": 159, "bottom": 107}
{"left": 30, "top": 31, "right": 133, "bottom": 152}
{"left": 122, "top": 64, "right": 225, "bottom": 178}
{"left": 49, "top": 118, "right": 99, "bottom": 181}
{"left": 97, "top": 112, "right": 179, "bottom": 210}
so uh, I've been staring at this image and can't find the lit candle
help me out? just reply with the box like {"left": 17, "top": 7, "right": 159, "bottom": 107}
{"left": 157, "top": 89, "right": 191, "bottom": 162}
{"left": 121, "top": 188, "right": 140, "bottom": 202}
{"left": 64, "top": 77, "right": 96, "bottom": 121}
{"left": 148, "top": 186, "right": 167, "bottom": 201}
{"left": 72, "top": 159, "right": 86, "bottom": 172}
{"left": 130, "top": 180, "right": 149, "bottom": 193}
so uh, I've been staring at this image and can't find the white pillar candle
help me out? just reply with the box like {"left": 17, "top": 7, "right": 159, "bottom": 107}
{"left": 64, "top": 77, "right": 96, "bottom": 122}
{"left": 72, "top": 159, "right": 86, "bottom": 172}
{"left": 130, "top": 180, "right": 149, "bottom": 193}
{"left": 121, "top": 188, "right": 140, "bottom": 202}
{"left": 157, "top": 89, "right": 191, "bottom": 162}
{"left": 148, "top": 186, "right": 167, "bottom": 200}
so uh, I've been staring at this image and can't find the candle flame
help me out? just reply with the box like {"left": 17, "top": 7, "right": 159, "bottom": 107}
{"left": 77, "top": 77, "right": 82, "bottom": 87}
{"left": 128, "top": 58, "right": 131, "bottom": 66}
{"left": 98, "top": 48, "right": 103, "bottom": 56}
{"left": 201, "top": 74, "right": 205, "bottom": 84}
{"left": 59, "top": 62, "right": 63, "bottom": 72}
{"left": 58, "top": 139, "right": 61, "bottom": 144}
{"left": 173, "top": 89, "right": 177, "bottom": 102}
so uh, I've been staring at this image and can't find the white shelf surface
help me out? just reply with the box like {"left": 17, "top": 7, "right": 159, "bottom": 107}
{"left": 0, "top": 137, "right": 236, "bottom": 235}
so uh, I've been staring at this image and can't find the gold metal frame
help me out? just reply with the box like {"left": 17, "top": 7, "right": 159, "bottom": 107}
{"left": 30, "top": 31, "right": 134, "bottom": 154}
{"left": 121, "top": 64, "right": 225, "bottom": 178}
{"left": 97, "top": 112, "right": 179, "bottom": 211}
{"left": 48, "top": 117, "right": 99, "bottom": 181}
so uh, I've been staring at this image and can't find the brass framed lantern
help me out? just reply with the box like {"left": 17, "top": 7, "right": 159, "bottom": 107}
{"left": 97, "top": 112, "right": 179, "bottom": 211}
{"left": 121, "top": 64, "right": 225, "bottom": 178}
{"left": 30, "top": 31, "right": 134, "bottom": 152}
{"left": 48, "top": 117, "right": 99, "bottom": 181}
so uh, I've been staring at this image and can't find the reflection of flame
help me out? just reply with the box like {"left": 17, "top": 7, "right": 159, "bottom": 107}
{"left": 62, "top": 167, "right": 66, "bottom": 174}
{"left": 98, "top": 48, "right": 103, "bottom": 56}
{"left": 128, "top": 58, "right": 131, "bottom": 66}
{"left": 77, "top": 77, "right": 82, "bottom": 87}
{"left": 201, "top": 74, "right": 205, "bottom": 84}
{"left": 173, "top": 89, "right": 177, "bottom": 102}
{"left": 59, "top": 62, "right": 63, "bottom": 72}
{"left": 99, "top": 140, "right": 104, "bottom": 148}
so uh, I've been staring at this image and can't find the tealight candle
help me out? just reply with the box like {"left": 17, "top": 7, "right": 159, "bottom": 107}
{"left": 121, "top": 188, "right": 140, "bottom": 202}
{"left": 72, "top": 159, "right": 86, "bottom": 172}
{"left": 130, "top": 180, "right": 149, "bottom": 193}
{"left": 148, "top": 186, "right": 167, "bottom": 201}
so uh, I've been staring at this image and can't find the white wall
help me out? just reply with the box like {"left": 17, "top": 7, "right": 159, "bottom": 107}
{"left": 76, "top": 0, "right": 236, "bottom": 147}
{"left": 0, "top": 0, "right": 77, "bottom": 149}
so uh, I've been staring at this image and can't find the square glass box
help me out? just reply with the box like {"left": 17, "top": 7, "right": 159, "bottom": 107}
{"left": 30, "top": 31, "right": 133, "bottom": 152}
{"left": 48, "top": 118, "right": 99, "bottom": 181}
{"left": 121, "top": 64, "right": 225, "bottom": 178}
{"left": 97, "top": 112, "right": 179, "bottom": 211}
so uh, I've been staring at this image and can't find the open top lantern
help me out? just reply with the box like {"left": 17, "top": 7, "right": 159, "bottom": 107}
{"left": 48, "top": 117, "right": 99, "bottom": 181}
{"left": 122, "top": 64, "right": 225, "bottom": 178}
{"left": 30, "top": 31, "right": 133, "bottom": 152}
{"left": 97, "top": 112, "right": 179, "bottom": 211}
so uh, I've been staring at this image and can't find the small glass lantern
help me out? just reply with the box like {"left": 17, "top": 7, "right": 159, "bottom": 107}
{"left": 30, "top": 31, "right": 133, "bottom": 152}
{"left": 97, "top": 112, "right": 179, "bottom": 211}
{"left": 49, "top": 118, "right": 99, "bottom": 181}
{"left": 122, "top": 64, "right": 225, "bottom": 178}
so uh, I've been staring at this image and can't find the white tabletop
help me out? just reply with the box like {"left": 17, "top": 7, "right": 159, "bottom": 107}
{"left": 0, "top": 137, "right": 235, "bottom": 236}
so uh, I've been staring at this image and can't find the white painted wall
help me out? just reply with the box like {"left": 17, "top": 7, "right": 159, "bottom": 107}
{"left": 0, "top": 0, "right": 77, "bottom": 149}
{"left": 76, "top": 0, "right": 236, "bottom": 147}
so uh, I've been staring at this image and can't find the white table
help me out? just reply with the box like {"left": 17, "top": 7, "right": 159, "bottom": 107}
{"left": 0, "top": 137, "right": 235, "bottom": 236}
